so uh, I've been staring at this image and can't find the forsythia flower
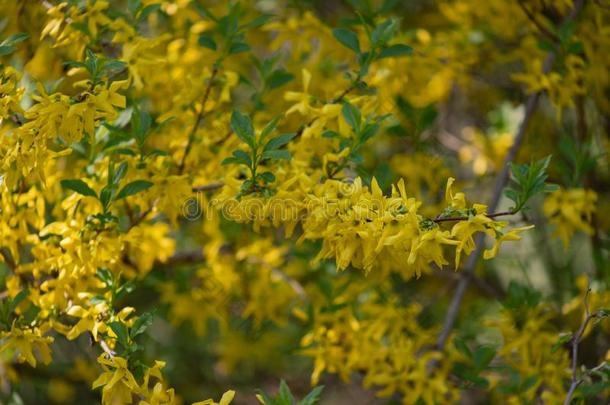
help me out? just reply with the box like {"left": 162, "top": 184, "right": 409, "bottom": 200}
{"left": 543, "top": 188, "right": 597, "bottom": 246}
{"left": 92, "top": 355, "right": 140, "bottom": 405}
{"left": 192, "top": 390, "right": 236, "bottom": 405}
{"left": 0, "top": 324, "right": 53, "bottom": 367}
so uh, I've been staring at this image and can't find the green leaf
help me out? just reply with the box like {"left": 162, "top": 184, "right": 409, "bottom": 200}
{"left": 473, "top": 346, "right": 496, "bottom": 370}
{"left": 109, "top": 321, "right": 130, "bottom": 346}
{"left": 0, "top": 45, "right": 15, "bottom": 56}
{"left": 114, "top": 280, "right": 135, "bottom": 301}
{"left": 260, "top": 116, "right": 283, "bottom": 142}
{"left": 371, "top": 19, "right": 397, "bottom": 47}
{"left": 137, "top": 4, "right": 161, "bottom": 21}
{"left": 504, "top": 155, "right": 556, "bottom": 213}
{"left": 378, "top": 44, "right": 413, "bottom": 59}
{"left": 258, "top": 172, "right": 275, "bottom": 184}
{"left": 8, "top": 290, "right": 28, "bottom": 315}
{"left": 61, "top": 179, "right": 98, "bottom": 198}
{"left": 132, "top": 106, "right": 152, "bottom": 146}
{"left": 96, "top": 268, "right": 114, "bottom": 288}
{"left": 230, "top": 110, "right": 255, "bottom": 148}
{"left": 262, "top": 149, "right": 291, "bottom": 161}
{"left": 101, "top": 59, "right": 127, "bottom": 73}
{"left": 233, "top": 149, "right": 252, "bottom": 167}
{"left": 342, "top": 102, "right": 361, "bottom": 132}
{"left": 229, "top": 42, "right": 250, "bottom": 54}
{"left": 299, "top": 386, "right": 324, "bottom": 405}
{"left": 115, "top": 180, "right": 153, "bottom": 200}
{"left": 131, "top": 312, "right": 154, "bottom": 338}
{"left": 192, "top": 3, "right": 218, "bottom": 22}
{"left": 264, "top": 133, "right": 295, "bottom": 151}
{"left": 113, "top": 162, "right": 129, "bottom": 186}
{"left": 267, "top": 70, "right": 294, "bottom": 89}
{"left": 278, "top": 380, "right": 295, "bottom": 405}
{"left": 521, "top": 375, "right": 539, "bottom": 391}
{"left": 243, "top": 14, "right": 273, "bottom": 29}
{"left": 454, "top": 337, "right": 472, "bottom": 358}
{"left": 127, "top": 0, "right": 141, "bottom": 15}
{"left": 99, "top": 187, "right": 113, "bottom": 211}
{"left": 332, "top": 28, "right": 361, "bottom": 54}
{"left": 2, "top": 33, "right": 29, "bottom": 46}
{"left": 322, "top": 130, "right": 340, "bottom": 139}
{"left": 359, "top": 122, "right": 380, "bottom": 143}
{"left": 198, "top": 34, "right": 217, "bottom": 50}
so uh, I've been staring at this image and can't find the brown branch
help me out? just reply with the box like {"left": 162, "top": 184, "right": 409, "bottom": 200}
{"left": 564, "top": 286, "right": 599, "bottom": 405}
{"left": 178, "top": 66, "right": 219, "bottom": 174}
{"left": 432, "top": 210, "right": 515, "bottom": 223}
{"left": 0, "top": 248, "right": 16, "bottom": 270}
{"left": 126, "top": 206, "right": 153, "bottom": 230}
{"left": 192, "top": 182, "right": 225, "bottom": 193}
{"left": 435, "top": 0, "right": 587, "bottom": 351}
{"left": 517, "top": 0, "right": 561, "bottom": 43}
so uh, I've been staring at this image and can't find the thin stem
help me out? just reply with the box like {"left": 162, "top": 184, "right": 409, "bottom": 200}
{"left": 432, "top": 210, "right": 515, "bottom": 223}
{"left": 178, "top": 66, "right": 219, "bottom": 174}
{"left": 564, "top": 287, "right": 598, "bottom": 405}
{"left": 517, "top": 0, "right": 560, "bottom": 43}
{"left": 192, "top": 182, "right": 225, "bottom": 192}
{"left": 99, "top": 338, "right": 117, "bottom": 358}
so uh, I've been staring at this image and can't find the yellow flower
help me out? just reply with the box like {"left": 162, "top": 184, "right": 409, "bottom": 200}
{"left": 543, "top": 188, "right": 597, "bottom": 246}
{"left": 483, "top": 225, "right": 534, "bottom": 260}
{"left": 445, "top": 177, "right": 466, "bottom": 209}
{"left": 92, "top": 355, "right": 140, "bottom": 405}
{"left": 284, "top": 69, "right": 313, "bottom": 115}
{"left": 192, "top": 390, "right": 236, "bottom": 405}
{"left": 0, "top": 324, "right": 54, "bottom": 367}
{"left": 450, "top": 205, "right": 495, "bottom": 268}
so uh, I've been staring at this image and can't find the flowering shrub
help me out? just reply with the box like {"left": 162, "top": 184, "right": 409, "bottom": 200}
{"left": 1, "top": 0, "right": 609, "bottom": 404}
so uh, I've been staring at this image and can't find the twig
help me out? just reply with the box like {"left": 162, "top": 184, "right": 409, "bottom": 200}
{"left": 564, "top": 286, "right": 599, "bottom": 405}
{"left": 435, "top": 0, "right": 587, "bottom": 351}
{"left": 192, "top": 182, "right": 225, "bottom": 193}
{"left": 99, "top": 338, "right": 117, "bottom": 358}
{"left": 0, "top": 248, "right": 16, "bottom": 270}
{"left": 517, "top": 0, "right": 561, "bottom": 43}
{"left": 126, "top": 205, "right": 153, "bottom": 230}
{"left": 432, "top": 210, "right": 514, "bottom": 223}
{"left": 178, "top": 66, "right": 219, "bottom": 174}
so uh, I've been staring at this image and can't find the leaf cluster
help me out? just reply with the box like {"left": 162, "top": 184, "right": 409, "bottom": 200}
{"left": 332, "top": 18, "right": 412, "bottom": 76}
{"left": 222, "top": 111, "right": 294, "bottom": 196}
{"left": 65, "top": 49, "right": 127, "bottom": 86}
{"left": 61, "top": 161, "right": 153, "bottom": 222}
{"left": 195, "top": 2, "right": 272, "bottom": 62}
{"left": 504, "top": 155, "right": 558, "bottom": 213}
{"left": 322, "top": 101, "right": 388, "bottom": 177}
{"left": 256, "top": 380, "right": 324, "bottom": 405}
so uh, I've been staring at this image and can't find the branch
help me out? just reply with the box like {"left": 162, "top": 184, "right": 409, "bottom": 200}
{"left": 435, "top": 0, "right": 587, "bottom": 351}
{"left": 192, "top": 182, "right": 225, "bottom": 193}
{"left": 564, "top": 287, "right": 599, "bottom": 405}
{"left": 99, "top": 338, "right": 117, "bottom": 358}
{"left": 517, "top": 0, "right": 561, "bottom": 43}
{"left": 432, "top": 210, "right": 514, "bottom": 223}
{"left": 178, "top": 66, "right": 219, "bottom": 174}
{"left": 0, "top": 248, "right": 16, "bottom": 270}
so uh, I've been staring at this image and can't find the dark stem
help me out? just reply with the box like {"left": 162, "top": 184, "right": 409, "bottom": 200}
{"left": 564, "top": 287, "right": 598, "bottom": 405}
{"left": 432, "top": 210, "right": 515, "bottom": 223}
{"left": 178, "top": 66, "right": 219, "bottom": 174}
